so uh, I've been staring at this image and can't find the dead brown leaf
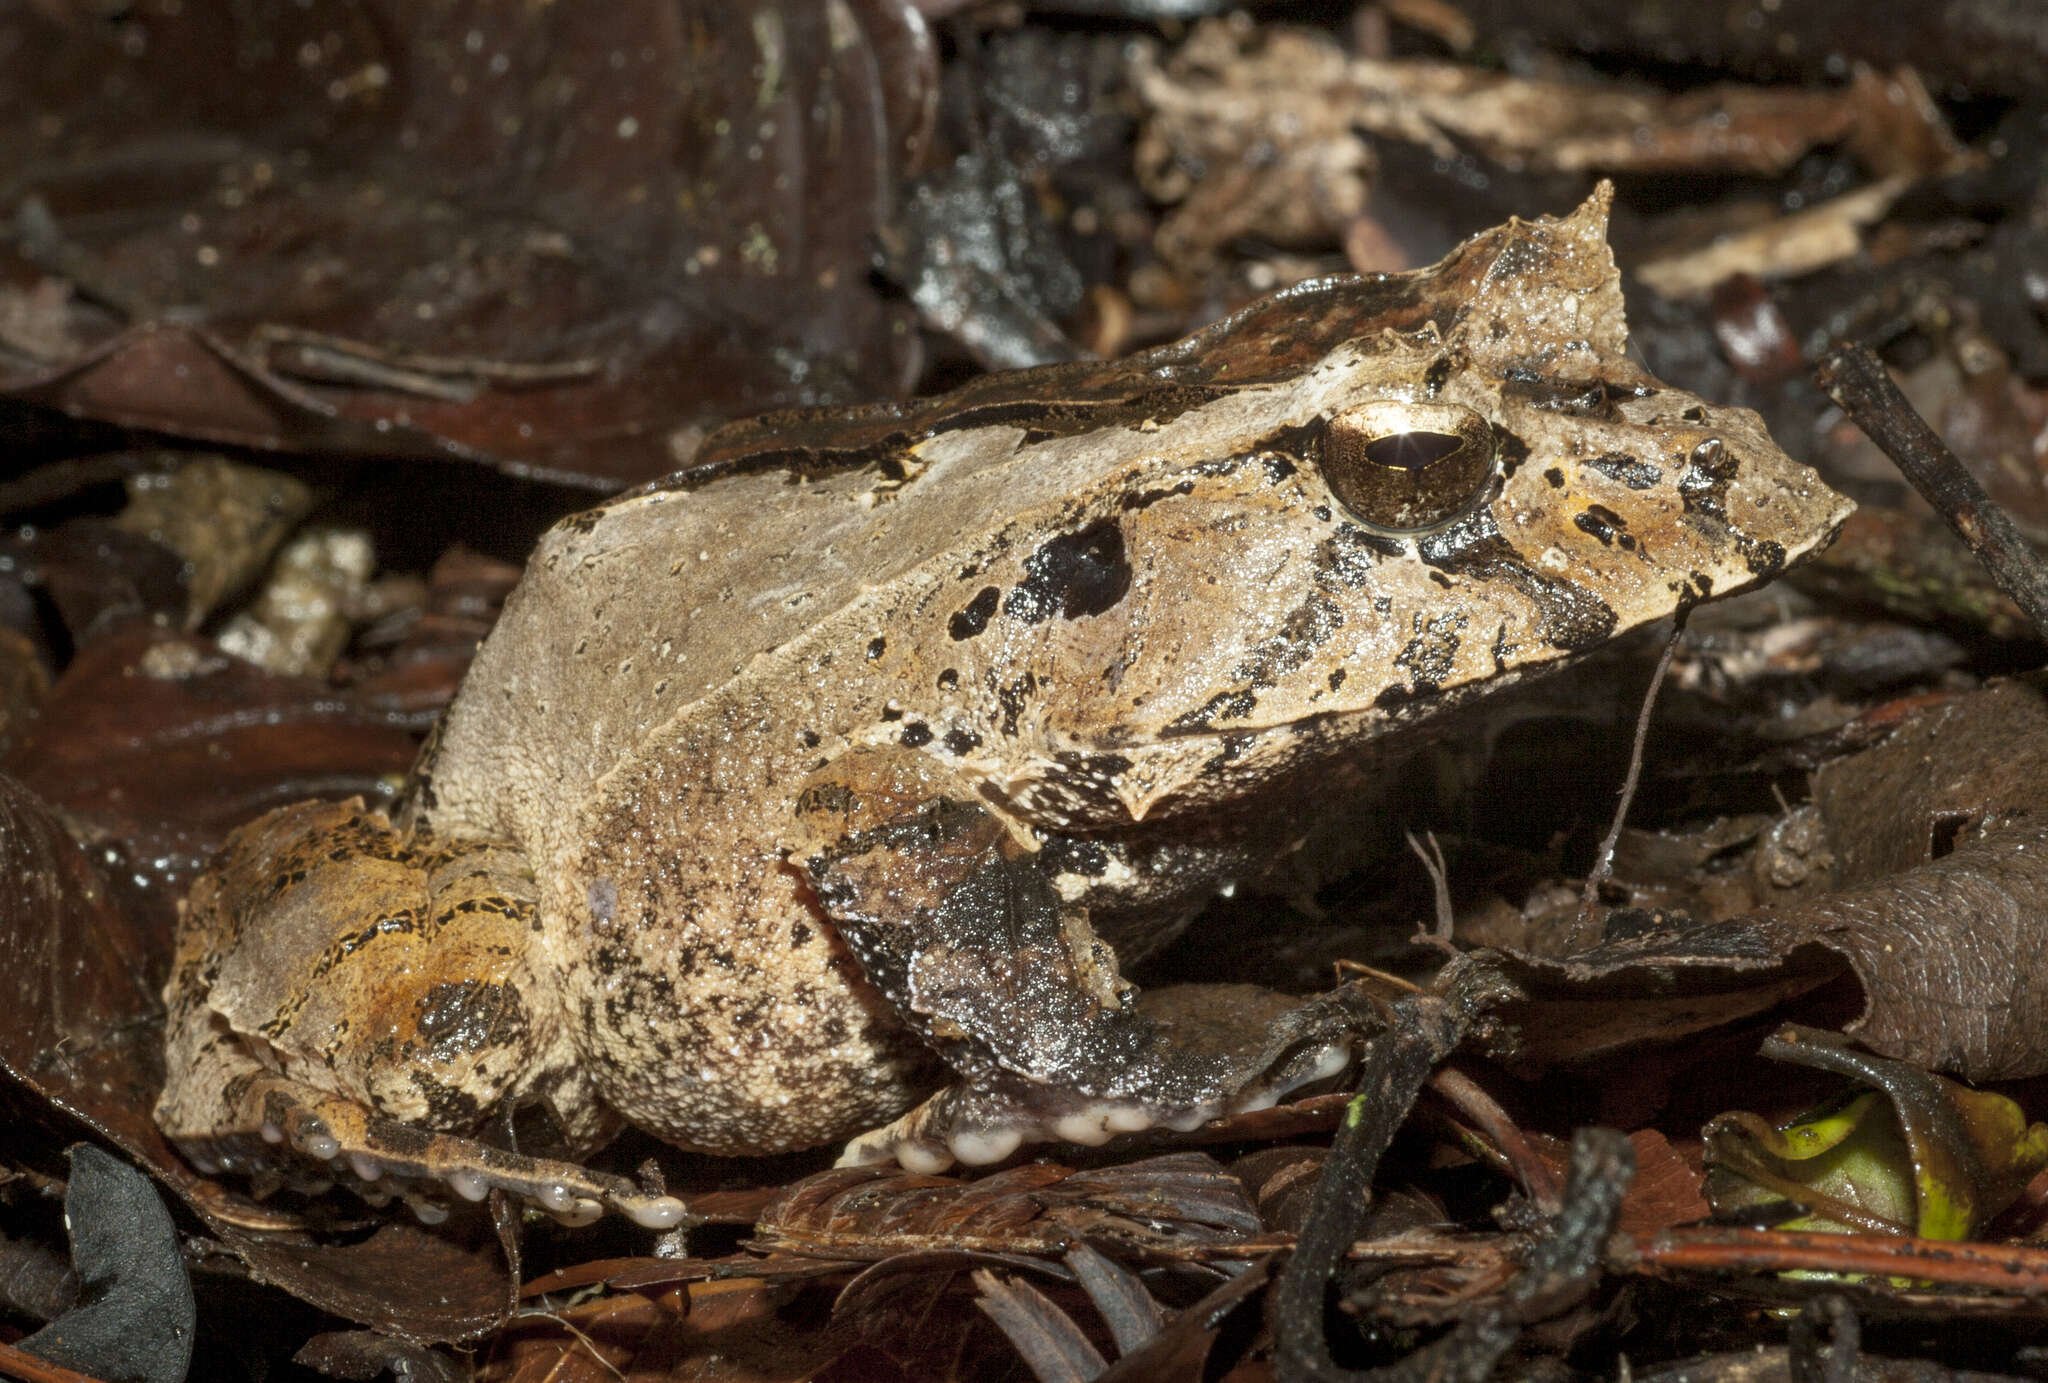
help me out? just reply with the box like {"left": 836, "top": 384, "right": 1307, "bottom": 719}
{"left": 0, "top": 0, "right": 935, "bottom": 487}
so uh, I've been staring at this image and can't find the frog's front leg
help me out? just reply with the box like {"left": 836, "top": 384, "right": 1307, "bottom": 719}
{"left": 793, "top": 748, "right": 1364, "bottom": 1174}
{"left": 155, "top": 800, "right": 686, "bottom": 1228}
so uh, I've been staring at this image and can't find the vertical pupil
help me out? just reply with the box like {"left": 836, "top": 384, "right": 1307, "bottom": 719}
{"left": 1361, "top": 431, "right": 1466, "bottom": 471}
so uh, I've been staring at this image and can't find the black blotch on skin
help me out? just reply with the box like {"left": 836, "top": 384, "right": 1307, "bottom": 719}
{"left": 1493, "top": 427, "right": 1531, "bottom": 473}
{"left": 950, "top": 586, "right": 1001, "bottom": 640}
{"left": 1163, "top": 688, "right": 1258, "bottom": 736}
{"left": 1544, "top": 467, "right": 1566, "bottom": 489}
{"left": 1587, "top": 453, "right": 1664, "bottom": 490}
{"left": 1005, "top": 520, "right": 1132, "bottom": 623}
{"left": 1742, "top": 539, "right": 1785, "bottom": 577}
{"left": 409, "top": 1073, "right": 485, "bottom": 1127}
{"left": 1328, "top": 668, "right": 1346, "bottom": 692}
{"left": 1262, "top": 453, "right": 1297, "bottom": 483}
{"left": 1678, "top": 437, "right": 1786, "bottom": 575}
{"left": 866, "top": 636, "right": 887, "bottom": 660}
{"left": 412, "top": 981, "right": 528, "bottom": 1061}
{"left": 1573, "top": 505, "right": 1628, "bottom": 546}
{"left": 1423, "top": 355, "right": 1454, "bottom": 396}
{"left": 1041, "top": 837, "right": 1110, "bottom": 878}
{"left": 1039, "top": 752, "right": 1137, "bottom": 816}
{"left": 936, "top": 668, "right": 960, "bottom": 690}
{"left": 943, "top": 728, "right": 983, "bottom": 755}
{"left": 791, "top": 921, "right": 814, "bottom": 948}
{"left": 900, "top": 722, "right": 934, "bottom": 748}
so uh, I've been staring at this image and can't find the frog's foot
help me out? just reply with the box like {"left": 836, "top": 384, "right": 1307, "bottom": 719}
{"left": 172, "top": 1074, "right": 690, "bottom": 1230}
{"left": 838, "top": 983, "right": 1360, "bottom": 1173}
{"left": 798, "top": 748, "right": 1372, "bottom": 1175}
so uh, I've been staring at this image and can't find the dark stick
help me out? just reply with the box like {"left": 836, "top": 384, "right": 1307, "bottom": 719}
{"left": 1815, "top": 341, "right": 2048, "bottom": 638}
{"left": 1272, "top": 996, "right": 1461, "bottom": 1383}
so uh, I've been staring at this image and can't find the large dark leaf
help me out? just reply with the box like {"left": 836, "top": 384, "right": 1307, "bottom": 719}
{"left": 0, "top": 0, "right": 935, "bottom": 487}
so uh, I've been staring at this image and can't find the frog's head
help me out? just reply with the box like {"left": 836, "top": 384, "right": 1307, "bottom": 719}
{"left": 977, "top": 185, "right": 1852, "bottom": 827}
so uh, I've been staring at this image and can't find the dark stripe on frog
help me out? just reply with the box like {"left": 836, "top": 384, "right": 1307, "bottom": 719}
{"left": 253, "top": 908, "right": 425, "bottom": 1038}
{"left": 1234, "top": 591, "right": 1344, "bottom": 687}
{"left": 1418, "top": 512, "right": 1617, "bottom": 652}
{"left": 645, "top": 271, "right": 1451, "bottom": 495}
{"left": 1163, "top": 688, "right": 1259, "bottom": 736}
{"left": 1501, "top": 368, "right": 1658, "bottom": 420}
{"left": 660, "top": 384, "right": 1232, "bottom": 494}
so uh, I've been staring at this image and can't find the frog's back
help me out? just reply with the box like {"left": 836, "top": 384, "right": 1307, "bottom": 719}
{"left": 413, "top": 412, "right": 1176, "bottom": 843}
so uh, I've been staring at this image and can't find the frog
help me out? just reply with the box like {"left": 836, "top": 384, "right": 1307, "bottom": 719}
{"left": 155, "top": 185, "right": 1852, "bottom": 1228}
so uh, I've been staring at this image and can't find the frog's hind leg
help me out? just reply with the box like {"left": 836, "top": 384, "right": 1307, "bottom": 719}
{"left": 184, "top": 1069, "right": 687, "bottom": 1228}
{"left": 794, "top": 748, "right": 1369, "bottom": 1175}
{"left": 155, "top": 799, "right": 686, "bottom": 1229}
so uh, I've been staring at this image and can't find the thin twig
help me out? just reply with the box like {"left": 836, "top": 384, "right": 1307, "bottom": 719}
{"left": 0, "top": 1340, "right": 112, "bottom": 1383}
{"left": 1573, "top": 614, "right": 1688, "bottom": 944}
{"left": 1427, "top": 1066, "right": 1565, "bottom": 1215}
{"left": 1405, "top": 829, "right": 1458, "bottom": 955}
{"left": 1634, "top": 1226, "right": 2048, "bottom": 1298}
{"left": 1816, "top": 341, "right": 2048, "bottom": 638}
{"left": 1272, "top": 996, "right": 1465, "bottom": 1382}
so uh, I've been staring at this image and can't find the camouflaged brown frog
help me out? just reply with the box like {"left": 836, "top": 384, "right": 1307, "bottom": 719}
{"left": 156, "top": 187, "right": 1852, "bottom": 1228}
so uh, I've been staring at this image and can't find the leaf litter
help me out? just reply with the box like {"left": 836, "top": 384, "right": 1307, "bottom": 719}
{"left": 8, "top": 3, "right": 2048, "bottom": 1379}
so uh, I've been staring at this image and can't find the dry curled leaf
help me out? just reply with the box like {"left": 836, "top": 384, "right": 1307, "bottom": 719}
{"left": 1132, "top": 16, "right": 1959, "bottom": 268}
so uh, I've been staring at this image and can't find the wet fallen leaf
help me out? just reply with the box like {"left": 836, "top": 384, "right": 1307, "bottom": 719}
{"left": 5, "top": 624, "right": 420, "bottom": 905}
{"left": 0, "top": 1, "right": 935, "bottom": 486}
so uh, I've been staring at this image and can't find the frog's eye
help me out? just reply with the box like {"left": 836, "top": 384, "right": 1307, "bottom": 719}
{"left": 1316, "top": 400, "right": 1498, "bottom": 534}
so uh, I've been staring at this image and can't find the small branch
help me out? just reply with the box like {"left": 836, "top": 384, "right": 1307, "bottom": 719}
{"left": 1634, "top": 1226, "right": 2048, "bottom": 1297}
{"left": 1573, "top": 614, "right": 1688, "bottom": 945}
{"left": 1816, "top": 341, "right": 2048, "bottom": 639}
{"left": 1404, "top": 830, "right": 1458, "bottom": 954}
{"left": 1272, "top": 997, "right": 1465, "bottom": 1382}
